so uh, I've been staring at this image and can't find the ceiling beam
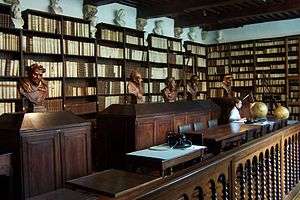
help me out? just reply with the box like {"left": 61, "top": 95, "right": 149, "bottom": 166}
{"left": 175, "top": 0, "right": 300, "bottom": 28}
{"left": 137, "top": 0, "right": 250, "bottom": 18}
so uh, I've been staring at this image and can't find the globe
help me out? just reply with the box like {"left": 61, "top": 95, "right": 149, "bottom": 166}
{"left": 250, "top": 102, "right": 268, "bottom": 119}
{"left": 274, "top": 106, "right": 289, "bottom": 120}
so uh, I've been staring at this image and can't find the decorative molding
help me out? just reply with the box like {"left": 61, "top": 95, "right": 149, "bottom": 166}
{"left": 83, "top": 4, "right": 98, "bottom": 38}
{"left": 49, "top": 0, "right": 63, "bottom": 14}
{"left": 113, "top": 9, "right": 126, "bottom": 27}
{"left": 4, "top": 0, "right": 24, "bottom": 28}
{"left": 136, "top": 18, "right": 147, "bottom": 31}
{"left": 153, "top": 20, "right": 164, "bottom": 35}
{"left": 174, "top": 27, "right": 183, "bottom": 38}
{"left": 187, "top": 27, "right": 196, "bottom": 41}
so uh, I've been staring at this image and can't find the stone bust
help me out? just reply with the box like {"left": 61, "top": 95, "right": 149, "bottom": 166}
{"left": 161, "top": 77, "right": 177, "bottom": 103}
{"left": 174, "top": 27, "right": 183, "bottom": 38}
{"left": 127, "top": 70, "right": 144, "bottom": 104}
{"left": 153, "top": 20, "right": 163, "bottom": 35}
{"left": 188, "top": 27, "right": 197, "bottom": 41}
{"left": 19, "top": 64, "right": 48, "bottom": 112}
{"left": 49, "top": 0, "right": 63, "bottom": 14}
{"left": 187, "top": 75, "right": 199, "bottom": 100}
{"left": 83, "top": 4, "right": 98, "bottom": 38}
{"left": 4, "top": 0, "right": 24, "bottom": 28}
{"left": 136, "top": 18, "right": 147, "bottom": 31}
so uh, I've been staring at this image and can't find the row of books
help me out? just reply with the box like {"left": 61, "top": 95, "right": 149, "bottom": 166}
{"left": 256, "top": 48, "right": 285, "bottom": 54}
{"left": 0, "top": 59, "right": 19, "bottom": 76}
{"left": 208, "top": 89, "right": 224, "bottom": 98}
{"left": 257, "top": 73, "right": 285, "bottom": 78}
{"left": 65, "top": 86, "right": 96, "bottom": 96}
{"left": 207, "top": 59, "right": 229, "bottom": 66}
{"left": 0, "top": 81, "right": 18, "bottom": 99}
{"left": 28, "top": 14, "right": 61, "bottom": 34}
{"left": 232, "top": 73, "right": 254, "bottom": 79}
{"left": 289, "top": 92, "right": 300, "bottom": 98}
{"left": 100, "top": 29, "right": 123, "bottom": 42}
{"left": 97, "top": 81, "right": 124, "bottom": 94}
{"left": 198, "top": 82, "right": 207, "bottom": 91}
{"left": 208, "top": 82, "right": 222, "bottom": 88}
{"left": 63, "top": 21, "right": 90, "bottom": 38}
{"left": 98, "top": 64, "right": 122, "bottom": 78}
{"left": 231, "top": 59, "right": 253, "bottom": 64}
{"left": 231, "top": 43, "right": 253, "bottom": 49}
{"left": 230, "top": 50, "right": 253, "bottom": 56}
{"left": 48, "top": 80, "right": 62, "bottom": 97}
{"left": 126, "top": 35, "right": 143, "bottom": 46}
{"left": 66, "top": 61, "right": 95, "bottom": 77}
{"left": 207, "top": 52, "right": 228, "bottom": 58}
{"left": 150, "top": 67, "right": 168, "bottom": 79}
{"left": 98, "top": 95, "right": 124, "bottom": 110}
{"left": 65, "top": 101, "right": 97, "bottom": 114}
{"left": 168, "top": 53, "right": 183, "bottom": 65}
{"left": 207, "top": 45, "right": 229, "bottom": 52}
{"left": 288, "top": 46, "right": 298, "bottom": 51}
{"left": 168, "top": 40, "right": 181, "bottom": 52}
{"left": 198, "top": 72, "right": 206, "bottom": 80}
{"left": 171, "top": 68, "right": 183, "bottom": 80}
{"left": 26, "top": 59, "right": 63, "bottom": 77}
{"left": 256, "top": 57, "right": 285, "bottom": 62}
{"left": 231, "top": 66, "right": 254, "bottom": 72}
{"left": 256, "top": 41, "right": 285, "bottom": 47}
{"left": 149, "top": 82, "right": 165, "bottom": 93}
{"left": 207, "top": 66, "right": 230, "bottom": 75}
{"left": 0, "top": 102, "right": 15, "bottom": 115}
{"left": 232, "top": 80, "right": 253, "bottom": 87}
{"left": 45, "top": 99, "right": 63, "bottom": 112}
{"left": 197, "top": 57, "right": 206, "bottom": 67}
{"left": 125, "top": 48, "right": 147, "bottom": 61}
{"left": 256, "top": 79, "right": 286, "bottom": 85}
{"left": 23, "top": 36, "right": 61, "bottom": 54}
{"left": 150, "top": 36, "right": 168, "bottom": 49}
{"left": 256, "top": 64, "right": 285, "bottom": 70}
{"left": 64, "top": 40, "right": 94, "bottom": 56}
{"left": 97, "top": 45, "right": 123, "bottom": 59}
{"left": 288, "top": 56, "right": 298, "bottom": 60}
{"left": 0, "top": 13, "right": 12, "bottom": 28}
{"left": 149, "top": 95, "right": 164, "bottom": 103}
{"left": 186, "top": 44, "right": 206, "bottom": 56}
{"left": 149, "top": 50, "right": 167, "bottom": 63}
{"left": 256, "top": 86, "right": 285, "bottom": 93}
{"left": 0, "top": 32, "right": 19, "bottom": 51}
{"left": 125, "top": 65, "right": 148, "bottom": 78}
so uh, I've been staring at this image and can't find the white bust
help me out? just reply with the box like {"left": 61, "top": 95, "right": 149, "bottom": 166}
{"left": 113, "top": 9, "right": 126, "bottom": 27}
{"left": 49, "top": 0, "right": 63, "bottom": 14}
{"left": 11, "top": 0, "right": 24, "bottom": 28}
{"left": 216, "top": 30, "right": 224, "bottom": 43}
{"left": 83, "top": 4, "right": 98, "bottom": 38}
{"left": 136, "top": 18, "right": 147, "bottom": 31}
{"left": 153, "top": 20, "right": 163, "bottom": 35}
{"left": 174, "top": 27, "right": 183, "bottom": 38}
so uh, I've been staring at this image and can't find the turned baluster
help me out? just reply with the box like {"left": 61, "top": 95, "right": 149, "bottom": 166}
{"left": 264, "top": 150, "right": 270, "bottom": 200}
{"left": 284, "top": 139, "right": 288, "bottom": 194}
{"left": 252, "top": 157, "right": 258, "bottom": 200}
{"left": 258, "top": 153, "right": 264, "bottom": 200}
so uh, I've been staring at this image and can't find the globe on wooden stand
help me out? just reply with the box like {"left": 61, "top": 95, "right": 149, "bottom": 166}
{"left": 250, "top": 102, "right": 268, "bottom": 120}
{"left": 273, "top": 105, "right": 289, "bottom": 120}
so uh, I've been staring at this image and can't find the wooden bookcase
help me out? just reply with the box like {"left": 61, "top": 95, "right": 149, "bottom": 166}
{"left": 184, "top": 41, "right": 207, "bottom": 100}
{"left": 0, "top": 3, "right": 13, "bottom": 28}
{"left": 96, "top": 23, "right": 147, "bottom": 110}
{"left": 206, "top": 43, "right": 230, "bottom": 98}
{"left": 147, "top": 33, "right": 184, "bottom": 102}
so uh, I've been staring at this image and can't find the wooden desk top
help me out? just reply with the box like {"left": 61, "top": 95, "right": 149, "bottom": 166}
{"left": 67, "top": 169, "right": 159, "bottom": 198}
{"left": 189, "top": 123, "right": 261, "bottom": 142}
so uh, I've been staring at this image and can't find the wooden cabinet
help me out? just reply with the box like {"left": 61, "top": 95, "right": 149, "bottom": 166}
{"left": 96, "top": 100, "right": 220, "bottom": 170}
{"left": 0, "top": 112, "right": 92, "bottom": 199}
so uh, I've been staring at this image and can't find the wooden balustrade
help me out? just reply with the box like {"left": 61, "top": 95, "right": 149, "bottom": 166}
{"left": 95, "top": 123, "right": 300, "bottom": 200}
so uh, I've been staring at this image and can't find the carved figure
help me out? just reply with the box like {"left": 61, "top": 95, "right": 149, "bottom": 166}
{"left": 127, "top": 70, "right": 144, "bottom": 104}
{"left": 49, "top": 0, "right": 63, "bottom": 14}
{"left": 222, "top": 74, "right": 233, "bottom": 98}
{"left": 19, "top": 64, "right": 48, "bottom": 112}
{"left": 153, "top": 20, "right": 163, "bottom": 35}
{"left": 113, "top": 9, "right": 126, "bottom": 27}
{"left": 161, "top": 77, "right": 177, "bottom": 103}
{"left": 4, "top": 0, "right": 24, "bottom": 28}
{"left": 83, "top": 4, "right": 98, "bottom": 38}
{"left": 136, "top": 18, "right": 147, "bottom": 31}
{"left": 188, "top": 27, "right": 197, "bottom": 41}
{"left": 174, "top": 27, "right": 183, "bottom": 38}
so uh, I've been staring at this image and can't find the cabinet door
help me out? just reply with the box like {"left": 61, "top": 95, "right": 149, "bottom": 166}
{"left": 60, "top": 126, "right": 91, "bottom": 183}
{"left": 21, "top": 130, "right": 61, "bottom": 198}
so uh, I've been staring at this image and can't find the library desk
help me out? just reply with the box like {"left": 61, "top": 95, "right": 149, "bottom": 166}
{"left": 126, "top": 144, "right": 207, "bottom": 177}
{"left": 67, "top": 169, "right": 159, "bottom": 198}
{"left": 186, "top": 123, "right": 261, "bottom": 154}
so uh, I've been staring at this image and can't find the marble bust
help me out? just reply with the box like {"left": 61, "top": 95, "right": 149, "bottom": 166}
{"left": 83, "top": 4, "right": 98, "bottom": 38}
{"left": 49, "top": 0, "right": 63, "bottom": 14}
{"left": 113, "top": 9, "right": 126, "bottom": 27}
{"left": 153, "top": 20, "right": 164, "bottom": 35}
{"left": 187, "top": 75, "right": 199, "bottom": 100}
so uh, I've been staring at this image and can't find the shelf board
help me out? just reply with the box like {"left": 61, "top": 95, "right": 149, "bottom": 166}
{"left": 63, "top": 34, "right": 95, "bottom": 42}
{"left": 65, "top": 95, "right": 97, "bottom": 99}
{"left": 23, "top": 29, "right": 62, "bottom": 39}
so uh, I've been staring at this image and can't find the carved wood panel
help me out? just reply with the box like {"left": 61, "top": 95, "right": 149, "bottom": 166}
{"left": 155, "top": 116, "right": 172, "bottom": 145}
{"left": 136, "top": 120, "right": 155, "bottom": 150}
{"left": 174, "top": 114, "right": 187, "bottom": 131}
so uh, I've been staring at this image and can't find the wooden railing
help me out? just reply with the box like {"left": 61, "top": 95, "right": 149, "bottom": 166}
{"left": 97, "top": 123, "right": 300, "bottom": 200}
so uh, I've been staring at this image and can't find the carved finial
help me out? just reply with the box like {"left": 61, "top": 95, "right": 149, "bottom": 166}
{"left": 153, "top": 20, "right": 164, "bottom": 35}
{"left": 188, "top": 27, "right": 197, "bottom": 41}
{"left": 136, "top": 18, "right": 147, "bottom": 31}
{"left": 83, "top": 4, "right": 98, "bottom": 38}
{"left": 113, "top": 9, "right": 126, "bottom": 27}
{"left": 4, "top": 0, "right": 24, "bottom": 28}
{"left": 49, "top": 0, "right": 63, "bottom": 14}
{"left": 174, "top": 27, "right": 183, "bottom": 38}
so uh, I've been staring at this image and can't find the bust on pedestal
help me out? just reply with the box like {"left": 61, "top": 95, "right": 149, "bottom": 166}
{"left": 19, "top": 64, "right": 48, "bottom": 112}
{"left": 161, "top": 77, "right": 177, "bottom": 103}
{"left": 127, "top": 70, "right": 144, "bottom": 104}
